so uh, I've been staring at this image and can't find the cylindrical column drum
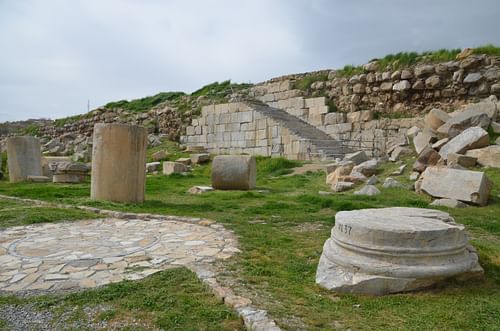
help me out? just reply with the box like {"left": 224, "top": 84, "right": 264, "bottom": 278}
{"left": 211, "top": 155, "right": 256, "bottom": 190}
{"left": 6, "top": 136, "right": 42, "bottom": 183}
{"left": 91, "top": 123, "right": 147, "bottom": 203}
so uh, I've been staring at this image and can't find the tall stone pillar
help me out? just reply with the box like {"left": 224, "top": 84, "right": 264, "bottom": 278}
{"left": 6, "top": 136, "right": 42, "bottom": 183}
{"left": 91, "top": 123, "right": 147, "bottom": 203}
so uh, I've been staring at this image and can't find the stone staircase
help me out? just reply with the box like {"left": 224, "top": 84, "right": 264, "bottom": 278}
{"left": 246, "top": 101, "right": 349, "bottom": 160}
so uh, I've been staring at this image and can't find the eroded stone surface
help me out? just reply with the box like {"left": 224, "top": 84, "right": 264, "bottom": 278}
{"left": 316, "top": 207, "right": 483, "bottom": 295}
{"left": 0, "top": 218, "right": 239, "bottom": 293}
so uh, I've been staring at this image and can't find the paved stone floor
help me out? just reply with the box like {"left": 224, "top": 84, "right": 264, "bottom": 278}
{"left": 0, "top": 218, "right": 240, "bottom": 293}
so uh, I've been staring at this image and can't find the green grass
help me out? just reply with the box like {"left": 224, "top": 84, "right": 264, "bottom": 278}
{"left": 0, "top": 150, "right": 499, "bottom": 330}
{"left": 104, "top": 92, "right": 186, "bottom": 113}
{"left": 0, "top": 269, "right": 243, "bottom": 330}
{"left": 293, "top": 73, "right": 329, "bottom": 91}
{"left": 472, "top": 44, "right": 500, "bottom": 56}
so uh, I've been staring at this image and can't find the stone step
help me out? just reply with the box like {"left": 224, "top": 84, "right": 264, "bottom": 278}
{"left": 247, "top": 101, "right": 349, "bottom": 160}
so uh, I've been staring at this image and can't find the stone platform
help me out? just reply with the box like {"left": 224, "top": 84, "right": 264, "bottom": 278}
{"left": 316, "top": 207, "right": 483, "bottom": 295}
{"left": 0, "top": 218, "right": 239, "bottom": 293}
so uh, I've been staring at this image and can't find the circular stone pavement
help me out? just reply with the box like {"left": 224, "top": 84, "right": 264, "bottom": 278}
{"left": 0, "top": 218, "right": 239, "bottom": 293}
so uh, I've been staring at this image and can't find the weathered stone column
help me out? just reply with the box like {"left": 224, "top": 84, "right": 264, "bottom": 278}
{"left": 91, "top": 123, "right": 147, "bottom": 203}
{"left": 211, "top": 155, "right": 256, "bottom": 190}
{"left": 316, "top": 207, "right": 483, "bottom": 295}
{"left": 6, "top": 136, "right": 42, "bottom": 182}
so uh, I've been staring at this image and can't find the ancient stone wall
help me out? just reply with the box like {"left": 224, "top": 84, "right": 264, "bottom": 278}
{"left": 181, "top": 103, "right": 317, "bottom": 160}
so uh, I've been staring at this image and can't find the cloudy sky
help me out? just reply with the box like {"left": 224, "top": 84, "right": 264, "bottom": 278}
{"left": 1, "top": 0, "right": 499, "bottom": 122}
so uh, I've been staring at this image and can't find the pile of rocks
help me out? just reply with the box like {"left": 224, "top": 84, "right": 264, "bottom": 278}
{"left": 408, "top": 97, "right": 499, "bottom": 206}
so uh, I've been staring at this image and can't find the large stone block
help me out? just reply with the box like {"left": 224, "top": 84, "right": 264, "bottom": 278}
{"left": 6, "top": 136, "right": 42, "bottom": 183}
{"left": 316, "top": 207, "right": 482, "bottom": 295}
{"left": 437, "top": 107, "right": 491, "bottom": 138}
{"left": 91, "top": 123, "right": 147, "bottom": 203}
{"left": 163, "top": 161, "right": 188, "bottom": 175}
{"left": 465, "top": 145, "right": 500, "bottom": 168}
{"left": 439, "top": 127, "right": 489, "bottom": 160}
{"left": 211, "top": 155, "right": 256, "bottom": 190}
{"left": 421, "top": 167, "right": 492, "bottom": 206}
{"left": 424, "top": 108, "right": 450, "bottom": 130}
{"left": 41, "top": 156, "right": 71, "bottom": 178}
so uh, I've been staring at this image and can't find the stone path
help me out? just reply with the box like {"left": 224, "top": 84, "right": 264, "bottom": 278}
{"left": 0, "top": 217, "right": 239, "bottom": 293}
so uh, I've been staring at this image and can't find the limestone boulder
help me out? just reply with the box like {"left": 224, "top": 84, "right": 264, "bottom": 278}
{"left": 316, "top": 207, "right": 482, "bottom": 295}
{"left": 465, "top": 145, "right": 500, "bottom": 168}
{"left": 439, "top": 127, "right": 489, "bottom": 160}
{"left": 420, "top": 167, "right": 492, "bottom": 206}
{"left": 447, "top": 153, "right": 477, "bottom": 168}
{"left": 176, "top": 157, "right": 192, "bottom": 165}
{"left": 211, "top": 155, "right": 256, "bottom": 190}
{"left": 430, "top": 198, "right": 469, "bottom": 208}
{"left": 146, "top": 162, "right": 161, "bottom": 173}
{"left": 343, "top": 151, "right": 368, "bottom": 165}
{"left": 190, "top": 153, "right": 210, "bottom": 165}
{"left": 353, "top": 185, "right": 380, "bottom": 196}
{"left": 437, "top": 108, "right": 491, "bottom": 138}
{"left": 383, "top": 177, "right": 406, "bottom": 189}
{"left": 413, "top": 146, "right": 441, "bottom": 173}
{"left": 326, "top": 161, "right": 355, "bottom": 185}
{"left": 406, "top": 126, "right": 421, "bottom": 138}
{"left": 424, "top": 109, "right": 450, "bottom": 130}
{"left": 163, "top": 161, "right": 189, "bottom": 175}
{"left": 351, "top": 159, "right": 379, "bottom": 177}
{"left": 152, "top": 150, "right": 169, "bottom": 161}
{"left": 331, "top": 181, "right": 355, "bottom": 193}
{"left": 413, "top": 130, "right": 437, "bottom": 154}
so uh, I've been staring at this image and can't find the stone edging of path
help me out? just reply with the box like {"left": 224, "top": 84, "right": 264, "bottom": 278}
{"left": 0, "top": 194, "right": 281, "bottom": 331}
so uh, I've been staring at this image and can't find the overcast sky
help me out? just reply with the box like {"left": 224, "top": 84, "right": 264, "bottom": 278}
{"left": 1, "top": 0, "right": 499, "bottom": 122}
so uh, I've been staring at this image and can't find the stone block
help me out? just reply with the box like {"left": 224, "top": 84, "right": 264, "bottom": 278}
{"left": 211, "top": 155, "right": 256, "bottom": 190}
{"left": 424, "top": 108, "right": 451, "bottom": 130}
{"left": 146, "top": 162, "right": 161, "bottom": 173}
{"left": 27, "top": 175, "right": 50, "bottom": 183}
{"left": 439, "top": 127, "right": 489, "bottom": 160}
{"left": 413, "top": 146, "right": 440, "bottom": 172}
{"left": 437, "top": 107, "right": 491, "bottom": 138}
{"left": 465, "top": 145, "right": 500, "bottom": 168}
{"left": 421, "top": 167, "right": 492, "bottom": 206}
{"left": 176, "top": 157, "right": 191, "bottom": 165}
{"left": 53, "top": 173, "right": 86, "bottom": 183}
{"left": 305, "top": 97, "right": 326, "bottom": 108}
{"left": 316, "top": 207, "right": 482, "bottom": 295}
{"left": 163, "top": 161, "right": 188, "bottom": 175}
{"left": 6, "top": 136, "right": 42, "bottom": 183}
{"left": 447, "top": 153, "right": 477, "bottom": 168}
{"left": 347, "top": 110, "right": 374, "bottom": 123}
{"left": 152, "top": 150, "right": 169, "bottom": 161}
{"left": 190, "top": 153, "right": 210, "bottom": 165}
{"left": 343, "top": 151, "right": 368, "bottom": 165}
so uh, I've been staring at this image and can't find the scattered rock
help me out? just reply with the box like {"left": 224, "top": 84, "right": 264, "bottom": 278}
{"left": 146, "top": 162, "right": 161, "bottom": 173}
{"left": 326, "top": 161, "right": 355, "bottom": 185}
{"left": 420, "top": 167, "right": 492, "bottom": 206}
{"left": 382, "top": 177, "right": 406, "bottom": 188}
{"left": 432, "top": 138, "right": 449, "bottom": 150}
{"left": 331, "top": 181, "right": 355, "bottom": 193}
{"left": 343, "top": 151, "right": 368, "bottom": 165}
{"left": 353, "top": 185, "right": 380, "bottom": 196}
{"left": 413, "top": 130, "right": 437, "bottom": 154}
{"left": 424, "top": 109, "right": 450, "bottom": 130}
{"left": 176, "top": 157, "right": 192, "bottom": 165}
{"left": 27, "top": 175, "right": 51, "bottom": 183}
{"left": 439, "top": 127, "right": 490, "bottom": 160}
{"left": 163, "top": 161, "right": 189, "bottom": 175}
{"left": 188, "top": 186, "right": 214, "bottom": 194}
{"left": 447, "top": 153, "right": 477, "bottom": 168}
{"left": 409, "top": 172, "right": 420, "bottom": 181}
{"left": 391, "top": 165, "right": 406, "bottom": 176}
{"left": 430, "top": 198, "right": 469, "bottom": 208}
{"left": 437, "top": 107, "right": 491, "bottom": 138}
{"left": 190, "top": 153, "right": 210, "bottom": 165}
{"left": 152, "top": 150, "right": 169, "bottom": 161}
{"left": 413, "top": 146, "right": 441, "bottom": 173}
{"left": 366, "top": 175, "right": 378, "bottom": 185}
{"left": 351, "top": 159, "right": 379, "bottom": 177}
{"left": 465, "top": 145, "right": 500, "bottom": 168}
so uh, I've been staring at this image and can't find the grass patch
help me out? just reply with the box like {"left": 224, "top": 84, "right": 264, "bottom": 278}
{"left": 472, "top": 44, "right": 500, "bottom": 56}
{"left": 293, "top": 73, "right": 329, "bottom": 91}
{"left": 0, "top": 153, "right": 499, "bottom": 330}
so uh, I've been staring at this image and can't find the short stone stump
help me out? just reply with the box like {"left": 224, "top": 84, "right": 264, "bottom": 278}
{"left": 316, "top": 207, "right": 483, "bottom": 295}
{"left": 211, "top": 155, "right": 256, "bottom": 190}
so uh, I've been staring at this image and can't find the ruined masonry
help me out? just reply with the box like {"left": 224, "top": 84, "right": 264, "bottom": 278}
{"left": 181, "top": 83, "right": 421, "bottom": 160}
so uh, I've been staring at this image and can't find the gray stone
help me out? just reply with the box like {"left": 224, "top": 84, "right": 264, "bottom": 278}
{"left": 152, "top": 150, "right": 169, "bottom": 161}
{"left": 383, "top": 177, "right": 406, "bottom": 188}
{"left": 190, "top": 153, "right": 210, "bottom": 165}
{"left": 432, "top": 138, "right": 449, "bottom": 150}
{"left": 6, "top": 136, "right": 42, "bottom": 183}
{"left": 351, "top": 159, "right": 379, "bottom": 177}
{"left": 409, "top": 172, "right": 420, "bottom": 181}
{"left": 316, "top": 207, "right": 482, "bottom": 295}
{"left": 413, "top": 145, "right": 441, "bottom": 173}
{"left": 491, "top": 122, "right": 500, "bottom": 134}
{"left": 392, "top": 80, "right": 411, "bottom": 91}
{"left": 465, "top": 145, "right": 500, "bottom": 168}
{"left": 439, "top": 127, "right": 490, "bottom": 160}
{"left": 326, "top": 161, "right": 355, "bottom": 185}
{"left": 420, "top": 167, "right": 492, "bottom": 206}
{"left": 391, "top": 164, "right": 406, "bottom": 176}
{"left": 344, "top": 151, "right": 368, "bottom": 165}
{"left": 27, "top": 175, "right": 51, "bottom": 183}
{"left": 212, "top": 155, "right": 256, "bottom": 190}
{"left": 424, "top": 109, "right": 450, "bottom": 130}
{"left": 463, "top": 72, "right": 483, "bottom": 84}
{"left": 391, "top": 146, "right": 413, "bottom": 161}
{"left": 430, "top": 198, "right": 469, "bottom": 208}
{"left": 188, "top": 186, "right": 214, "bottom": 194}
{"left": 437, "top": 107, "right": 491, "bottom": 138}
{"left": 406, "top": 126, "right": 421, "bottom": 138}
{"left": 366, "top": 175, "right": 378, "bottom": 185}
{"left": 353, "top": 185, "right": 380, "bottom": 196}
{"left": 425, "top": 75, "right": 441, "bottom": 89}
{"left": 414, "top": 65, "right": 435, "bottom": 77}
{"left": 176, "top": 157, "right": 192, "bottom": 165}
{"left": 331, "top": 181, "right": 355, "bottom": 193}
{"left": 447, "top": 153, "right": 477, "bottom": 168}
{"left": 146, "top": 162, "right": 161, "bottom": 173}
{"left": 413, "top": 131, "right": 436, "bottom": 154}
{"left": 163, "top": 162, "right": 189, "bottom": 175}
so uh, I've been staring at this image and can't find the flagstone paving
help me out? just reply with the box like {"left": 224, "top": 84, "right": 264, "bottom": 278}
{"left": 0, "top": 217, "right": 240, "bottom": 293}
